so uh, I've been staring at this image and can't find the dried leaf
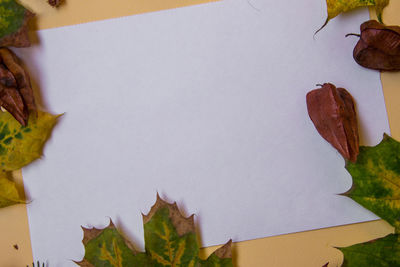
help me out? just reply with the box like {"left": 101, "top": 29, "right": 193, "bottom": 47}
{"left": 0, "top": 174, "right": 23, "bottom": 208}
{"left": 0, "top": 0, "right": 34, "bottom": 47}
{"left": 339, "top": 234, "right": 400, "bottom": 267}
{"left": 345, "top": 134, "right": 400, "bottom": 233}
{"left": 0, "top": 110, "right": 59, "bottom": 171}
{"left": 0, "top": 47, "right": 36, "bottom": 126}
{"left": 77, "top": 195, "right": 233, "bottom": 267}
{"left": 48, "top": 0, "right": 63, "bottom": 7}
{"left": 350, "top": 20, "right": 400, "bottom": 71}
{"left": 317, "top": 0, "right": 389, "bottom": 33}
{"left": 307, "top": 83, "right": 359, "bottom": 162}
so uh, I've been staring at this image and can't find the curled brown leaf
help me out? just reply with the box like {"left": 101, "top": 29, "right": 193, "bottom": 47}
{"left": 350, "top": 20, "right": 400, "bottom": 71}
{"left": 0, "top": 48, "right": 36, "bottom": 126}
{"left": 48, "top": 0, "right": 64, "bottom": 7}
{"left": 306, "top": 83, "right": 359, "bottom": 162}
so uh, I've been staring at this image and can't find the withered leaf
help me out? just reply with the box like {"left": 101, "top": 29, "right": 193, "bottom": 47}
{"left": 48, "top": 0, "right": 64, "bottom": 7}
{"left": 0, "top": 47, "right": 36, "bottom": 126}
{"left": 307, "top": 83, "right": 359, "bottom": 162}
{"left": 350, "top": 20, "right": 400, "bottom": 71}
{"left": 0, "top": 0, "right": 34, "bottom": 47}
{"left": 77, "top": 195, "right": 233, "bottom": 267}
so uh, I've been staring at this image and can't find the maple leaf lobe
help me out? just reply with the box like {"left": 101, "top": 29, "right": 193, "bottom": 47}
{"left": 213, "top": 239, "right": 232, "bottom": 259}
{"left": 143, "top": 194, "right": 195, "bottom": 236}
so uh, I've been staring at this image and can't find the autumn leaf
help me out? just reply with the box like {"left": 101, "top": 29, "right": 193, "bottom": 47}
{"left": 335, "top": 134, "right": 400, "bottom": 266}
{"left": 349, "top": 20, "right": 400, "bottom": 71}
{"left": 0, "top": 0, "right": 34, "bottom": 47}
{"left": 307, "top": 83, "right": 359, "bottom": 162}
{"left": 339, "top": 233, "right": 400, "bottom": 267}
{"left": 317, "top": 0, "right": 389, "bottom": 33}
{"left": 0, "top": 172, "right": 23, "bottom": 208}
{"left": 0, "top": 110, "right": 59, "bottom": 208}
{"left": 76, "top": 195, "right": 233, "bottom": 267}
{"left": 345, "top": 134, "right": 400, "bottom": 233}
{"left": 0, "top": 110, "right": 59, "bottom": 171}
{"left": 48, "top": 0, "right": 64, "bottom": 7}
{"left": 0, "top": 47, "right": 37, "bottom": 126}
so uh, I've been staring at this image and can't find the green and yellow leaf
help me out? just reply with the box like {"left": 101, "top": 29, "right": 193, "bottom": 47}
{"left": 0, "top": 111, "right": 59, "bottom": 208}
{"left": 143, "top": 196, "right": 199, "bottom": 267}
{"left": 0, "top": 0, "right": 34, "bottom": 47}
{"left": 340, "top": 233, "right": 400, "bottom": 267}
{"left": 345, "top": 134, "right": 400, "bottom": 233}
{"left": 76, "top": 221, "right": 150, "bottom": 267}
{"left": 0, "top": 111, "right": 60, "bottom": 172}
{"left": 77, "top": 195, "right": 233, "bottom": 267}
{"left": 318, "top": 0, "right": 389, "bottom": 33}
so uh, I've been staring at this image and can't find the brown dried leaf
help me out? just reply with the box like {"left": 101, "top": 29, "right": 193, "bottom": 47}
{"left": 0, "top": 48, "right": 36, "bottom": 126}
{"left": 351, "top": 20, "right": 400, "bottom": 71}
{"left": 48, "top": 0, "right": 64, "bottom": 7}
{"left": 0, "top": 87, "right": 27, "bottom": 125}
{"left": 306, "top": 83, "right": 359, "bottom": 162}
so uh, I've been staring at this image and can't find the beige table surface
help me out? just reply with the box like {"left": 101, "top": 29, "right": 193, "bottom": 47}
{"left": 0, "top": 1, "right": 399, "bottom": 266}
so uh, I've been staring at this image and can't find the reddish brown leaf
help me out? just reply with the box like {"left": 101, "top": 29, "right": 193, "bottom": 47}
{"left": 0, "top": 87, "right": 27, "bottom": 125}
{"left": 48, "top": 0, "right": 64, "bottom": 7}
{"left": 0, "top": 48, "right": 36, "bottom": 126}
{"left": 350, "top": 20, "right": 400, "bottom": 71}
{"left": 0, "top": 64, "right": 17, "bottom": 88}
{"left": 306, "top": 83, "right": 359, "bottom": 162}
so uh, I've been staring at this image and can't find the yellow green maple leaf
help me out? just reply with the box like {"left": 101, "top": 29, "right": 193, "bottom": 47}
{"left": 317, "top": 0, "right": 389, "bottom": 33}
{"left": 0, "top": 111, "right": 60, "bottom": 171}
{"left": 335, "top": 134, "right": 400, "bottom": 267}
{"left": 76, "top": 196, "right": 233, "bottom": 267}
{"left": 345, "top": 134, "right": 400, "bottom": 233}
{"left": 0, "top": 111, "right": 59, "bottom": 208}
{"left": 0, "top": 173, "right": 23, "bottom": 208}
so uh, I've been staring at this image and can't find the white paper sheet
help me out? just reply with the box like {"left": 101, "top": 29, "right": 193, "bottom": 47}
{"left": 18, "top": 0, "right": 390, "bottom": 265}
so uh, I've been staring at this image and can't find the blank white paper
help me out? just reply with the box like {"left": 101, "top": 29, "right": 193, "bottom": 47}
{"left": 18, "top": 0, "right": 390, "bottom": 265}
